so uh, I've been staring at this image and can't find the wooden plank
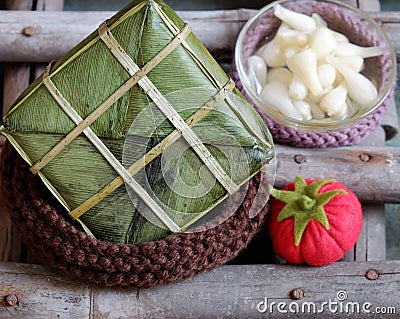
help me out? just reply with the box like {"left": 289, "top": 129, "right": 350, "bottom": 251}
{"left": 1, "top": 261, "right": 399, "bottom": 318}
{"left": 373, "top": 15, "right": 400, "bottom": 61}
{"left": 368, "top": 11, "right": 400, "bottom": 61}
{"left": 0, "top": 0, "right": 33, "bottom": 265}
{"left": 128, "top": 262, "right": 400, "bottom": 319}
{"left": 2, "top": 63, "right": 30, "bottom": 114}
{"left": 343, "top": 0, "right": 357, "bottom": 7}
{"left": 348, "top": 128, "right": 385, "bottom": 261}
{"left": 5, "top": 0, "right": 64, "bottom": 11}
{"left": 0, "top": 8, "right": 398, "bottom": 62}
{"left": 343, "top": 249, "right": 355, "bottom": 262}
{"left": 0, "top": 262, "right": 90, "bottom": 318}
{"left": 346, "top": 174, "right": 386, "bottom": 261}
{"left": 382, "top": 99, "right": 399, "bottom": 142}
{"left": 342, "top": 127, "right": 386, "bottom": 262}
{"left": 358, "top": 0, "right": 380, "bottom": 12}
{"left": 356, "top": 208, "right": 368, "bottom": 261}
{"left": 356, "top": 105, "right": 385, "bottom": 263}
{"left": 0, "top": 9, "right": 250, "bottom": 62}
{"left": 0, "top": 0, "right": 65, "bottom": 264}
{"left": 0, "top": 205, "right": 22, "bottom": 263}
{"left": 0, "top": 143, "right": 399, "bottom": 204}
{"left": 274, "top": 144, "right": 400, "bottom": 204}
{"left": 36, "top": 0, "right": 65, "bottom": 11}
{"left": 5, "top": 0, "right": 33, "bottom": 10}
{"left": 365, "top": 204, "right": 386, "bottom": 261}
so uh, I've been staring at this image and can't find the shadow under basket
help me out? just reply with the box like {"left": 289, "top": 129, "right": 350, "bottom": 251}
{"left": 0, "top": 142, "right": 270, "bottom": 288}
{"left": 232, "top": 0, "right": 396, "bottom": 148}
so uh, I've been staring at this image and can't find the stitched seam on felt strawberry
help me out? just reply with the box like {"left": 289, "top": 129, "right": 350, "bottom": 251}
{"left": 270, "top": 176, "right": 347, "bottom": 246}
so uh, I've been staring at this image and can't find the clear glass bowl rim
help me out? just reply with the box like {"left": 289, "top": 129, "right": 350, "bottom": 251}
{"left": 234, "top": 0, "right": 397, "bottom": 132}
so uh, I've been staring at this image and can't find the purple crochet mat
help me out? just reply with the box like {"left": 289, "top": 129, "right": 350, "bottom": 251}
{"left": 0, "top": 142, "right": 270, "bottom": 288}
{"left": 232, "top": 1, "right": 395, "bottom": 147}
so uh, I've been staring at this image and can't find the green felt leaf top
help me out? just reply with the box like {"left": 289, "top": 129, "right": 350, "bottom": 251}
{"left": 270, "top": 176, "right": 347, "bottom": 246}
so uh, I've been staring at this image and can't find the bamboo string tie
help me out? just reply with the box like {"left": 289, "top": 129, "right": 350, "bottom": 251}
{"left": 69, "top": 78, "right": 236, "bottom": 220}
{"left": 99, "top": 22, "right": 239, "bottom": 195}
{"left": 30, "top": 23, "right": 192, "bottom": 175}
{"left": 41, "top": 63, "right": 182, "bottom": 233}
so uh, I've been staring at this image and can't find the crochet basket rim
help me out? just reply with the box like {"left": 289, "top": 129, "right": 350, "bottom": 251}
{"left": 231, "top": 64, "right": 394, "bottom": 148}
{"left": 0, "top": 142, "right": 270, "bottom": 288}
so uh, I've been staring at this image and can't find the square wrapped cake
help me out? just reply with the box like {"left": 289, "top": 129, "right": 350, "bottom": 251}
{"left": 0, "top": 0, "right": 274, "bottom": 244}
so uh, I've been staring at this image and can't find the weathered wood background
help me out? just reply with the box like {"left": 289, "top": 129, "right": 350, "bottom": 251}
{"left": 0, "top": 8, "right": 398, "bottom": 63}
{"left": 0, "top": 0, "right": 399, "bottom": 317}
{"left": 1, "top": 261, "right": 400, "bottom": 318}
{"left": 0, "top": 0, "right": 65, "bottom": 264}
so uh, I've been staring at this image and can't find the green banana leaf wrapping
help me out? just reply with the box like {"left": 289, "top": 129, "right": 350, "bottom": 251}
{"left": 0, "top": 0, "right": 274, "bottom": 244}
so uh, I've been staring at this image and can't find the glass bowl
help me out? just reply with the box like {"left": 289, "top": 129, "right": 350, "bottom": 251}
{"left": 234, "top": 0, "right": 396, "bottom": 134}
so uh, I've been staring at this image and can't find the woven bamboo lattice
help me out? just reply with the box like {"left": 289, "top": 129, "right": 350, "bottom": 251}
{"left": 0, "top": 0, "right": 275, "bottom": 244}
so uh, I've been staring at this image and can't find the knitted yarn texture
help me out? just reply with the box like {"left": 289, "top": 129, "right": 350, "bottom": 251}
{"left": 232, "top": 1, "right": 395, "bottom": 147}
{"left": 269, "top": 178, "right": 362, "bottom": 266}
{"left": 0, "top": 142, "right": 270, "bottom": 288}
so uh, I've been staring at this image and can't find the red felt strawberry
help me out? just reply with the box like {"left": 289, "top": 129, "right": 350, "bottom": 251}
{"left": 269, "top": 176, "right": 362, "bottom": 266}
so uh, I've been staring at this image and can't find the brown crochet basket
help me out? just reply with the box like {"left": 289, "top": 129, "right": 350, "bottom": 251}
{"left": 0, "top": 142, "right": 270, "bottom": 288}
